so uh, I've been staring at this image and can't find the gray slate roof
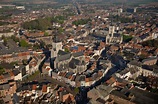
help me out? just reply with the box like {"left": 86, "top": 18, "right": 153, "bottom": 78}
{"left": 56, "top": 53, "right": 71, "bottom": 62}
{"left": 58, "top": 50, "right": 69, "bottom": 56}
{"left": 69, "top": 58, "right": 81, "bottom": 69}
{"left": 72, "top": 51, "right": 84, "bottom": 57}
{"left": 0, "top": 83, "right": 10, "bottom": 90}
{"left": 12, "top": 69, "right": 20, "bottom": 76}
{"left": 0, "top": 39, "right": 28, "bottom": 55}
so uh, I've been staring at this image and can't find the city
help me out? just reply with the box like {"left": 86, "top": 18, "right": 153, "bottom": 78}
{"left": 0, "top": 0, "right": 158, "bottom": 104}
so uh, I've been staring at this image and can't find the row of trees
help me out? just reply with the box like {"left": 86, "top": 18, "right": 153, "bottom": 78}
{"left": 0, "top": 66, "right": 5, "bottom": 75}
{"left": 22, "top": 18, "right": 52, "bottom": 31}
{"left": 72, "top": 18, "right": 91, "bottom": 26}
{"left": 122, "top": 34, "right": 133, "bottom": 43}
{"left": 22, "top": 16, "right": 65, "bottom": 31}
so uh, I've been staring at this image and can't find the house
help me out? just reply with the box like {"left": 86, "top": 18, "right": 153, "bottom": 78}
{"left": 0, "top": 83, "right": 10, "bottom": 97}
{"left": 106, "top": 74, "right": 128, "bottom": 88}
{"left": 152, "top": 32, "right": 158, "bottom": 39}
{"left": 108, "top": 90, "right": 135, "bottom": 104}
{"left": 127, "top": 60, "right": 142, "bottom": 70}
{"left": 2, "top": 95, "right": 13, "bottom": 104}
{"left": 0, "top": 81, "right": 17, "bottom": 97}
{"left": 42, "top": 85, "right": 47, "bottom": 93}
{"left": 88, "top": 84, "right": 113, "bottom": 103}
{"left": 62, "top": 93, "right": 75, "bottom": 104}
{"left": 142, "top": 57, "right": 158, "bottom": 65}
{"left": 0, "top": 39, "right": 29, "bottom": 63}
{"left": 0, "top": 71, "right": 15, "bottom": 84}
{"left": 107, "top": 86, "right": 158, "bottom": 104}
{"left": 139, "top": 33, "right": 150, "bottom": 42}
{"left": 141, "top": 65, "right": 158, "bottom": 77}
{"left": 116, "top": 67, "right": 140, "bottom": 80}
{"left": 87, "top": 88, "right": 99, "bottom": 101}
{"left": 27, "top": 54, "right": 45, "bottom": 74}
{"left": 12, "top": 69, "right": 22, "bottom": 81}
{"left": 42, "top": 65, "right": 52, "bottom": 76}
{"left": 154, "top": 48, "right": 158, "bottom": 55}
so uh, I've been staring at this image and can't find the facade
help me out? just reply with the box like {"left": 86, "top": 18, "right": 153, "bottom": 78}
{"left": 106, "top": 25, "right": 123, "bottom": 44}
{"left": 51, "top": 41, "right": 63, "bottom": 58}
{"left": 142, "top": 57, "right": 158, "bottom": 66}
{"left": 51, "top": 36, "right": 63, "bottom": 58}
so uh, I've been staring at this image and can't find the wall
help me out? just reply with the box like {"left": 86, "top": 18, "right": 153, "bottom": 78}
{"left": 14, "top": 72, "right": 22, "bottom": 81}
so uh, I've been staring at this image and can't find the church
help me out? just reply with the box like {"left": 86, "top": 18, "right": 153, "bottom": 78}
{"left": 106, "top": 25, "right": 123, "bottom": 44}
{"left": 50, "top": 35, "right": 87, "bottom": 74}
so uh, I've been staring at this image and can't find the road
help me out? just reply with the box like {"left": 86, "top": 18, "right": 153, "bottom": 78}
{"left": 72, "top": 0, "right": 82, "bottom": 15}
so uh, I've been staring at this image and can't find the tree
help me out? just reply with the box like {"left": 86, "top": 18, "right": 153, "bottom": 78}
{"left": 1, "top": 35, "right": 5, "bottom": 40}
{"left": 11, "top": 35, "right": 19, "bottom": 42}
{"left": 72, "top": 19, "right": 91, "bottom": 26}
{"left": 3, "top": 38, "right": 7, "bottom": 46}
{"left": 19, "top": 39, "right": 29, "bottom": 47}
{"left": 0, "top": 66, "right": 5, "bottom": 75}
{"left": 51, "top": 15, "right": 65, "bottom": 24}
{"left": 44, "top": 32, "right": 49, "bottom": 36}
{"left": 64, "top": 48, "right": 69, "bottom": 52}
{"left": 58, "top": 27, "right": 64, "bottom": 33}
{"left": 40, "top": 41, "right": 46, "bottom": 48}
{"left": 122, "top": 35, "right": 133, "bottom": 43}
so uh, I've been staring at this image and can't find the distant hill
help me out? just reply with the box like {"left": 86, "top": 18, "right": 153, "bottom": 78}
{"left": 0, "top": 0, "right": 70, "bottom": 4}
{"left": 77, "top": 0, "right": 158, "bottom": 3}
{"left": 0, "top": 0, "right": 157, "bottom": 4}
{"left": 0, "top": 0, "right": 12, "bottom": 3}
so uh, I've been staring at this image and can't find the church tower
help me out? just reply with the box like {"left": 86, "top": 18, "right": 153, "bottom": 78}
{"left": 51, "top": 34, "right": 63, "bottom": 58}
{"left": 109, "top": 25, "right": 115, "bottom": 36}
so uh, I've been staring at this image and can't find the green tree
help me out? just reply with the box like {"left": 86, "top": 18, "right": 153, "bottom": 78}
{"left": 0, "top": 66, "right": 5, "bottom": 75}
{"left": 64, "top": 48, "right": 69, "bottom": 52}
{"left": 11, "top": 35, "right": 19, "bottom": 42}
{"left": 72, "top": 19, "right": 91, "bottom": 26}
{"left": 122, "top": 35, "right": 133, "bottom": 43}
{"left": 3, "top": 38, "right": 8, "bottom": 46}
{"left": 19, "top": 39, "right": 29, "bottom": 47}
{"left": 51, "top": 15, "right": 65, "bottom": 24}
{"left": 40, "top": 41, "right": 46, "bottom": 48}
{"left": 44, "top": 32, "right": 49, "bottom": 36}
{"left": 58, "top": 27, "right": 64, "bottom": 33}
{"left": 1, "top": 35, "right": 5, "bottom": 40}
{"left": 74, "top": 87, "right": 79, "bottom": 94}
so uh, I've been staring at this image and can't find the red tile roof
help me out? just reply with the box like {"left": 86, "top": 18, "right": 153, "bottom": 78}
{"left": 42, "top": 85, "right": 47, "bottom": 92}
{"left": 32, "top": 84, "right": 37, "bottom": 90}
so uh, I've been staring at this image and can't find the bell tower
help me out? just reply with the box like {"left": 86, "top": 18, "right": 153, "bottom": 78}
{"left": 51, "top": 34, "right": 63, "bottom": 58}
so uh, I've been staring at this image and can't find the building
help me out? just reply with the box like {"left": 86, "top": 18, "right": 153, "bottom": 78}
{"left": 51, "top": 36, "right": 63, "bottom": 58}
{"left": 142, "top": 57, "right": 158, "bottom": 66}
{"left": 106, "top": 25, "right": 123, "bottom": 44}
{"left": 54, "top": 51, "right": 87, "bottom": 74}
